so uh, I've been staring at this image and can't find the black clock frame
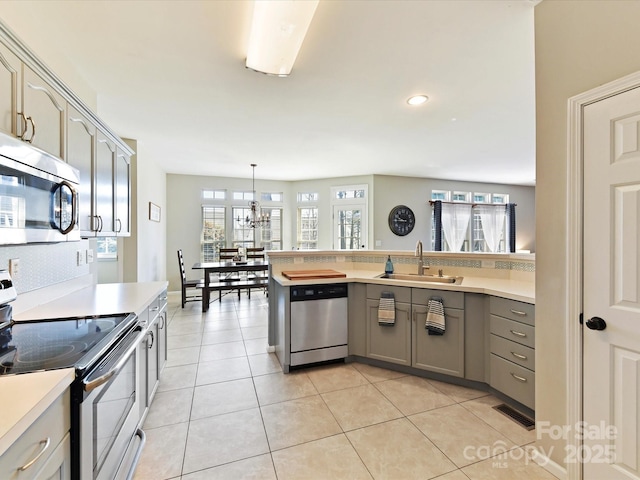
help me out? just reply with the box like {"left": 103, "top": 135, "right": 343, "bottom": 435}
{"left": 388, "top": 205, "right": 415, "bottom": 236}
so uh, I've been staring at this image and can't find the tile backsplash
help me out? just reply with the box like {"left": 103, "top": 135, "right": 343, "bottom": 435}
{"left": 0, "top": 240, "right": 91, "bottom": 294}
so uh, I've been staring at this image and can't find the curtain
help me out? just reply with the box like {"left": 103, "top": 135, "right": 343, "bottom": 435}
{"left": 441, "top": 203, "right": 471, "bottom": 251}
{"left": 433, "top": 200, "right": 443, "bottom": 251}
{"left": 507, "top": 203, "right": 516, "bottom": 252}
{"left": 477, "top": 205, "right": 506, "bottom": 252}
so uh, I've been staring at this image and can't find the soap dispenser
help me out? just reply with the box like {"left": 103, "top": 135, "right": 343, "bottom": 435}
{"left": 385, "top": 255, "right": 394, "bottom": 275}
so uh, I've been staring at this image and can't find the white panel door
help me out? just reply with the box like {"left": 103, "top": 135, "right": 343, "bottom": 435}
{"left": 583, "top": 86, "right": 640, "bottom": 480}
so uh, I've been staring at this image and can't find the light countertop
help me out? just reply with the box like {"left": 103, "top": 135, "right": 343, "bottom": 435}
{"left": 273, "top": 269, "right": 534, "bottom": 304}
{"left": 0, "top": 368, "right": 74, "bottom": 456}
{"left": 13, "top": 281, "right": 168, "bottom": 321}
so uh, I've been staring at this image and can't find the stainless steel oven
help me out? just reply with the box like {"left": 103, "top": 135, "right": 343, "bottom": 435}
{"left": 0, "top": 293, "right": 146, "bottom": 480}
{"left": 76, "top": 322, "right": 145, "bottom": 480}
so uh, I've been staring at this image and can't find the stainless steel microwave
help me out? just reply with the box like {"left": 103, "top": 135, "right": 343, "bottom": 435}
{"left": 0, "top": 131, "right": 80, "bottom": 244}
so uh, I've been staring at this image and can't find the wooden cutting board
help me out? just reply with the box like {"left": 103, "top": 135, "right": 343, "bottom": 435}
{"left": 281, "top": 269, "right": 347, "bottom": 280}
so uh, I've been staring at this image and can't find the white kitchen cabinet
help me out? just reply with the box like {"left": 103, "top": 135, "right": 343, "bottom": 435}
{"left": 0, "top": 390, "right": 70, "bottom": 480}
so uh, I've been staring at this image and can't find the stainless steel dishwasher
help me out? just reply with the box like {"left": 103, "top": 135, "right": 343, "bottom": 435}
{"left": 290, "top": 283, "right": 348, "bottom": 366}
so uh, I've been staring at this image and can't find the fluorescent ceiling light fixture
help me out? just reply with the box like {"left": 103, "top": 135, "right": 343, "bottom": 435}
{"left": 246, "top": 0, "right": 319, "bottom": 77}
{"left": 407, "top": 95, "right": 429, "bottom": 106}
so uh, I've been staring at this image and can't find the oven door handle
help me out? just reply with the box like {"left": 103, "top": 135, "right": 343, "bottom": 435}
{"left": 82, "top": 328, "right": 145, "bottom": 393}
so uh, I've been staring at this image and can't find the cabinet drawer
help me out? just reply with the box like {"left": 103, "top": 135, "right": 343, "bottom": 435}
{"left": 157, "top": 290, "right": 168, "bottom": 312}
{"left": 366, "top": 284, "right": 411, "bottom": 303}
{"left": 490, "top": 297, "right": 534, "bottom": 326}
{"left": 490, "top": 354, "right": 535, "bottom": 409}
{"left": 0, "top": 390, "right": 70, "bottom": 480}
{"left": 490, "top": 315, "right": 535, "bottom": 348}
{"left": 490, "top": 334, "right": 535, "bottom": 371}
{"left": 412, "top": 288, "right": 464, "bottom": 309}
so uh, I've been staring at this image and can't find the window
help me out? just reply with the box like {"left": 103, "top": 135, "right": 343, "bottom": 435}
{"left": 297, "top": 207, "right": 318, "bottom": 249}
{"left": 431, "top": 190, "right": 513, "bottom": 252}
{"left": 452, "top": 191, "right": 470, "bottom": 202}
{"left": 96, "top": 237, "right": 118, "bottom": 259}
{"left": 297, "top": 192, "right": 318, "bottom": 202}
{"left": 332, "top": 184, "right": 367, "bottom": 249}
{"left": 233, "top": 191, "right": 254, "bottom": 201}
{"left": 260, "top": 207, "right": 282, "bottom": 250}
{"left": 202, "top": 189, "right": 226, "bottom": 200}
{"left": 334, "top": 188, "right": 365, "bottom": 199}
{"left": 232, "top": 207, "right": 255, "bottom": 248}
{"left": 261, "top": 192, "right": 283, "bottom": 202}
{"left": 201, "top": 206, "right": 225, "bottom": 261}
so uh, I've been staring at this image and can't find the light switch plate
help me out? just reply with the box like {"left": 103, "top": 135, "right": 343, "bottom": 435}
{"left": 9, "top": 258, "right": 20, "bottom": 277}
{"left": 481, "top": 260, "right": 496, "bottom": 269}
{"left": 86, "top": 249, "right": 94, "bottom": 264}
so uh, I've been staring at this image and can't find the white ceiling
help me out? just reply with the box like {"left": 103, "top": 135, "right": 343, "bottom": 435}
{"left": 9, "top": 0, "right": 536, "bottom": 185}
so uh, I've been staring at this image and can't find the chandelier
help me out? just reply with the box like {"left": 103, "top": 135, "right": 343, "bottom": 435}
{"left": 238, "top": 164, "right": 270, "bottom": 228}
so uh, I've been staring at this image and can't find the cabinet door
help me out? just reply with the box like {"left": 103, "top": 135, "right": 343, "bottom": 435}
{"left": 348, "top": 283, "right": 366, "bottom": 356}
{"left": 146, "top": 320, "right": 160, "bottom": 406}
{"left": 22, "top": 66, "right": 65, "bottom": 158}
{"left": 114, "top": 147, "right": 130, "bottom": 236}
{"left": 0, "top": 42, "right": 21, "bottom": 137}
{"left": 33, "top": 433, "right": 71, "bottom": 480}
{"left": 366, "top": 299, "right": 411, "bottom": 366}
{"left": 158, "top": 308, "right": 167, "bottom": 372}
{"left": 412, "top": 305, "right": 465, "bottom": 377}
{"left": 66, "top": 104, "right": 95, "bottom": 234}
{"left": 95, "top": 130, "right": 115, "bottom": 235}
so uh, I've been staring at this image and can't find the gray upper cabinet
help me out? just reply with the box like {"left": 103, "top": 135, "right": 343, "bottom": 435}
{"left": 0, "top": 44, "right": 66, "bottom": 158}
{"left": 115, "top": 147, "right": 131, "bottom": 236}
{"left": 66, "top": 104, "right": 95, "bottom": 234}
{"left": 0, "top": 42, "right": 20, "bottom": 137}
{"left": 0, "top": 24, "right": 135, "bottom": 238}
{"left": 22, "top": 65, "right": 65, "bottom": 158}
{"left": 95, "top": 130, "right": 116, "bottom": 236}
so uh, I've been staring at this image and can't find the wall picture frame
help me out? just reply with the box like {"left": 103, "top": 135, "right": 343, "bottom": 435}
{"left": 149, "top": 202, "right": 161, "bottom": 222}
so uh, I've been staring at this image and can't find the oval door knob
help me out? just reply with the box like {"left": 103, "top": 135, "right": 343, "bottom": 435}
{"left": 586, "top": 316, "right": 607, "bottom": 331}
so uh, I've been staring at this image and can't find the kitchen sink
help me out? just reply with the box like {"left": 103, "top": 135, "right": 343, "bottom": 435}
{"left": 378, "top": 273, "right": 463, "bottom": 285}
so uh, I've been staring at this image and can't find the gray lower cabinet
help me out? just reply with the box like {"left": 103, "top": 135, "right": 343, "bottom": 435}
{"left": 489, "top": 296, "right": 535, "bottom": 409}
{"left": 365, "top": 285, "right": 465, "bottom": 375}
{"left": 140, "top": 289, "right": 168, "bottom": 421}
{"left": 0, "top": 390, "right": 71, "bottom": 480}
{"left": 412, "top": 288, "right": 465, "bottom": 378}
{"left": 348, "top": 283, "right": 366, "bottom": 356}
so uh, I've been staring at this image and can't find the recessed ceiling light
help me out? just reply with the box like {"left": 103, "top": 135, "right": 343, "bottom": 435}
{"left": 407, "top": 95, "right": 429, "bottom": 106}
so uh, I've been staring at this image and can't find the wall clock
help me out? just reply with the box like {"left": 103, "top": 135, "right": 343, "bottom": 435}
{"left": 388, "top": 205, "right": 415, "bottom": 236}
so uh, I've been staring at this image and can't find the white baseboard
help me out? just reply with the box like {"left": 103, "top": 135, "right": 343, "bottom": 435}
{"left": 530, "top": 447, "right": 567, "bottom": 480}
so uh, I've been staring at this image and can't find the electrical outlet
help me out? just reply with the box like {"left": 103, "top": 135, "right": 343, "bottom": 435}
{"left": 77, "top": 250, "right": 84, "bottom": 266}
{"left": 481, "top": 260, "right": 496, "bottom": 269}
{"left": 9, "top": 258, "right": 20, "bottom": 277}
{"left": 86, "top": 249, "right": 94, "bottom": 264}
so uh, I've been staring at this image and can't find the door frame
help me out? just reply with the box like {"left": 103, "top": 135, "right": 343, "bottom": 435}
{"left": 566, "top": 70, "right": 640, "bottom": 480}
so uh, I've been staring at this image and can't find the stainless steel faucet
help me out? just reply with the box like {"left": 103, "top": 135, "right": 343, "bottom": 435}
{"left": 415, "top": 240, "right": 428, "bottom": 275}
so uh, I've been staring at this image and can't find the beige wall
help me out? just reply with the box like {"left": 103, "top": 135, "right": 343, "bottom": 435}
{"left": 535, "top": 0, "right": 640, "bottom": 469}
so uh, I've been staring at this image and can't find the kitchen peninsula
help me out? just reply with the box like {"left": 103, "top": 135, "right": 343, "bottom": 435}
{"left": 268, "top": 249, "right": 535, "bottom": 415}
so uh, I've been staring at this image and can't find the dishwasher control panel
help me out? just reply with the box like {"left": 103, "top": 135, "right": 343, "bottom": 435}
{"left": 290, "top": 284, "right": 348, "bottom": 301}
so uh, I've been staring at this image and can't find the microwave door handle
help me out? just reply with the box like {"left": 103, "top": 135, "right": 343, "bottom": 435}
{"left": 56, "top": 181, "right": 77, "bottom": 235}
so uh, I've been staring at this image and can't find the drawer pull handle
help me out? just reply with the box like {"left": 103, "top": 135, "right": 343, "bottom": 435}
{"left": 18, "top": 437, "right": 51, "bottom": 471}
{"left": 511, "top": 373, "right": 528, "bottom": 383}
{"left": 510, "top": 309, "right": 527, "bottom": 316}
{"left": 511, "top": 351, "right": 527, "bottom": 360}
{"left": 510, "top": 330, "right": 527, "bottom": 337}
{"left": 149, "top": 307, "right": 159, "bottom": 312}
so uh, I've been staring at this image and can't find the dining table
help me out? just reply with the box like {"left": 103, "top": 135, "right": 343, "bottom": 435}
{"left": 192, "top": 260, "right": 269, "bottom": 311}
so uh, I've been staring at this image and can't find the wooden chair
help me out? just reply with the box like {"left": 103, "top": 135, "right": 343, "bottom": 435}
{"left": 219, "top": 247, "right": 238, "bottom": 261}
{"left": 177, "top": 249, "right": 202, "bottom": 308}
{"left": 245, "top": 247, "right": 267, "bottom": 296}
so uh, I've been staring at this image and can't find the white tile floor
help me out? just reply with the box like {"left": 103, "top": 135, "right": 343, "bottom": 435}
{"left": 134, "top": 292, "right": 558, "bottom": 480}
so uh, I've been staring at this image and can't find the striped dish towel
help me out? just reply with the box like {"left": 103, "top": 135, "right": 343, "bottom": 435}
{"left": 378, "top": 292, "right": 395, "bottom": 325}
{"left": 426, "top": 297, "right": 445, "bottom": 335}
